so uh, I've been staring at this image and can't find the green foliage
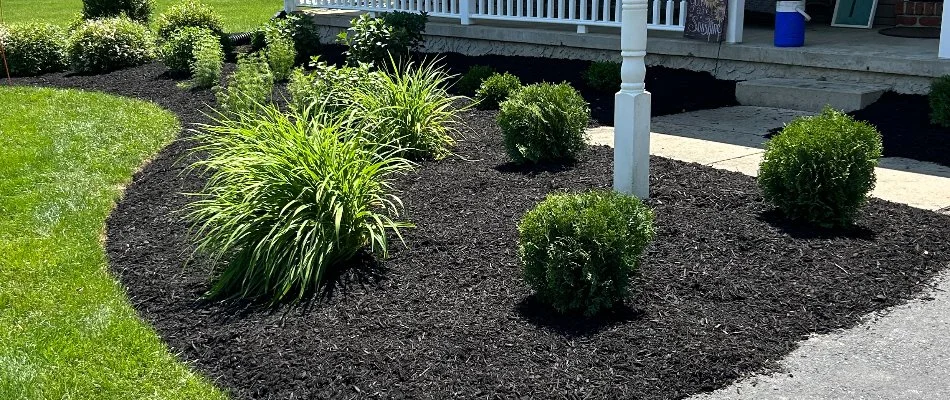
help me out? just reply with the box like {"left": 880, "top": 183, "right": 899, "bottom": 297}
{"left": 264, "top": 31, "right": 296, "bottom": 82}
{"left": 758, "top": 107, "right": 883, "bottom": 228}
{"left": 929, "top": 75, "right": 950, "bottom": 127}
{"left": 160, "top": 26, "right": 213, "bottom": 74}
{"left": 67, "top": 17, "right": 155, "bottom": 73}
{"left": 186, "top": 104, "right": 415, "bottom": 302}
{"left": 155, "top": 0, "right": 224, "bottom": 39}
{"left": 474, "top": 72, "right": 521, "bottom": 110}
{"left": 519, "top": 191, "right": 654, "bottom": 316}
{"left": 454, "top": 65, "right": 494, "bottom": 97}
{"left": 191, "top": 32, "right": 224, "bottom": 88}
{"left": 337, "top": 11, "right": 427, "bottom": 66}
{"left": 252, "top": 15, "right": 321, "bottom": 64}
{"left": 81, "top": 0, "right": 154, "bottom": 23}
{"left": 497, "top": 82, "right": 590, "bottom": 164}
{"left": 215, "top": 53, "right": 274, "bottom": 115}
{"left": 287, "top": 58, "right": 379, "bottom": 116}
{"left": 584, "top": 60, "right": 621, "bottom": 92}
{"left": 0, "top": 23, "right": 68, "bottom": 76}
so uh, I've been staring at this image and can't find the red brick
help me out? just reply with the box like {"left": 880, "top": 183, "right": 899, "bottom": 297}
{"left": 924, "top": 2, "right": 934, "bottom": 15}
{"left": 897, "top": 15, "right": 920, "bottom": 26}
{"left": 919, "top": 15, "right": 942, "bottom": 26}
{"left": 916, "top": 2, "right": 926, "bottom": 15}
{"left": 895, "top": 1, "right": 905, "bottom": 14}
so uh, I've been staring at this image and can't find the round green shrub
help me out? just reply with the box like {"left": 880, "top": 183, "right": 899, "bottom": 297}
{"left": 474, "top": 72, "right": 521, "bottom": 110}
{"left": 160, "top": 26, "right": 213, "bottom": 75}
{"left": 929, "top": 75, "right": 950, "bottom": 127}
{"left": 584, "top": 60, "right": 621, "bottom": 92}
{"left": 519, "top": 191, "right": 654, "bottom": 316}
{"left": 82, "top": 0, "right": 154, "bottom": 23}
{"left": 497, "top": 82, "right": 590, "bottom": 164}
{"left": 0, "top": 23, "right": 68, "bottom": 76}
{"left": 758, "top": 107, "right": 883, "bottom": 228}
{"left": 155, "top": 0, "right": 224, "bottom": 39}
{"left": 67, "top": 17, "right": 155, "bottom": 74}
{"left": 454, "top": 65, "right": 494, "bottom": 97}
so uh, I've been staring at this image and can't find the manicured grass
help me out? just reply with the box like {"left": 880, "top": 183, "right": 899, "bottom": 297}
{"left": 0, "top": 86, "right": 225, "bottom": 400}
{"left": 0, "top": 0, "right": 281, "bottom": 32}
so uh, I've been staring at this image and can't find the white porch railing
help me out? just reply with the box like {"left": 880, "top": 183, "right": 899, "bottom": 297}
{"left": 291, "top": 0, "right": 687, "bottom": 32}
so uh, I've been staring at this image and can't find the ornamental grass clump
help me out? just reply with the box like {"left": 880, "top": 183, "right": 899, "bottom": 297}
{"left": 929, "top": 75, "right": 950, "bottom": 127}
{"left": 519, "top": 191, "right": 654, "bottom": 316}
{"left": 187, "top": 105, "right": 415, "bottom": 302}
{"left": 758, "top": 107, "right": 883, "bottom": 228}
{"left": 215, "top": 53, "right": 274, "bottom": 116}
{"left": 497, "top": 82, "right": 589, "bottom": 164}
{"left": 474, "top": 72, "right": 521, "bottom": 110}
{"left": 67, "top": 17, "right": 155, "bottom": 73}
{"left": 0, "top": 23, "right": 68, "bottom": 76}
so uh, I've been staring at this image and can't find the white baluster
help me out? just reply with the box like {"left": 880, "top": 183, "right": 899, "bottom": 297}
{"left": 507, "top": 0, "right": 513, "bottom": 15}
{"left": 665, "top": 0, "right": 673, "bottom": 24}
{"left": 592, "top": 0, "right": 600, "bottom": 21}
{"left": 678, "top": 0, "right": 686, "bottom": 25}
{"left": 569, "top": 0, "right": 575, "bottom": 19}
{"left": 651, "top": 0, "right": 659, "bottom": 24}
{"left": 547, "top": 0, "right": 554, "bottom": 18}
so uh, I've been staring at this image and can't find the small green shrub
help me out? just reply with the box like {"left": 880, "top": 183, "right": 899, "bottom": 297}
{"left": 265, "top": 33, "right": 296, "bottom": 82}
{"left": 519, "top": 191, "right": 654, "bottom": 316}
{"left": 160, "top": 26, "right": 213, "bottom": 75}
{"left": 252, "top": 15, "right": 321, "bottom": 64}
{"left": 929, "top": 75, "right": 950, "bottom": 127}
{"left": 758, "top": 107, "right": 883, "bottom": 228}
{"left": 474, "top": 72, "right": 521, "bottom": 110}
{"left": 584, "top": 60, "right": 621, "bottom": 92}
{"left": 187, "top": 104, "right": 414, "bottom": 302}
{"left": 67, "top": 17, "right": 155, "bottom": 74}
{"left": 191, "top": 32, "right": 223, "bottom": 88}
{"left": 0, "top": 23, "right": 68, "bottom": 76}
{"left": 215, "top": 53, "right": 274, "bottom": 116}
{"left": 454, "top": 65, "right": 494, "bottom": 97}
{"left": 82, "top": 0, "right": 153, "bottom": 23}
{"left": 155, "top": 0, "right": 224, "bottom": 39}
{"left": 337, "top": 11, "right": 427, "bottom": 66}
{"left": 497, "top": 82, "right": 590, "bottom": 164}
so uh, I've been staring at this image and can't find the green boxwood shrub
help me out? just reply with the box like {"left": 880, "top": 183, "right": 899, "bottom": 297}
{"left": 82, "top": 0, "right": 153, "bottom": 23}
{"left": 155, "top": 0, "right": 224, "bottom": 39}
{"left": 584, "top": 60, "right": 620, "bottom": 92}
{"left": 215, "top": 53, "right": 274, "bottom": 116}
{"left": 474, "top": 72, "right": 521, "bottom": 110}
{"left": 497, "top": 82, "right": 590, "bottom": 164}
{"left": 337, "top": 11, "right": 427, "bottom": 66}
{"left": 929, "top": 75, "right": 950, "bottom": 127}
{"left": 187, "top": 105, "right": 414, "bottom": 302}
{"left": 67, "top": 17, "right": 155, "bottom": 74}
{"left": 758, "top": 107, "right": 883, "bottom": 228}
{"left": 519, "top": 191, "right": 654, "bottom": 316}
{"left": 454, "top": 65, "right": 494, "bottom": 97}
{"left": 160, "top": 26, "right": 213, "bottom": 75}
{"left": 191, "top": 32, "right": 223, "bottom": 88}
{"left": 0, "top": 23, "right": 68, "bottom": 76}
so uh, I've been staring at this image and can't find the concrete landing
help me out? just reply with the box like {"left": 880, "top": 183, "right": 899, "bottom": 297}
{"left": 736, "top": 78, "right": 890, "bottom": 113}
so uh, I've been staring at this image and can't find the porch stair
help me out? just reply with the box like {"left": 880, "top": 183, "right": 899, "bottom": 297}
{"left": 735, "top": 78, "right": 891, "bottom": 112}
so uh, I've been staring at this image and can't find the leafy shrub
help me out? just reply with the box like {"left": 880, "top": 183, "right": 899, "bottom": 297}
{"left": 155, "top": 0, "right": 224, "bottom": 39}
{"left": 474, "top": 72, "right": 521, "bottom": 110}
{"left": 350, "top": 58, "right": 464, "bottom": 160}
{"left": 82, "top": 0, "right": 153, "bottom": 23}
{"left": 215, "top": 53, "right": 274, "bottom": 116}
{"left": 67, "top": 17, "right": 155, "bottom": 73}
{"left": 929, "top": 75, "right": 950, "bottom": 127}
{"left": 287, "top": 59, "right": 379, "bottom": 116}
{"left": 191, "top": 32, "right": 223, "bottom": 88}
{"left": 758, "top": 107, "right": 883, "bottom": 228}
{"left": 252, "top": 15, "right": 321, "bottom": 64}
{"left": 187, "top": 104, "right": 414, "bottom": 302}
{"left": 584, "top": 60, "right": 620, "bottom": 92}
{"left": 519, "top": 191, "right": 654, "bottom": 316}
{"left": 160, "top": 26, "right": 213, "bottom": 74}
{"left": 0, "top": 23, "right": 68, "bottom": 76}
{"left": 497, "top": 82, "right": 590, "bottom": 164}
{"left": 337, "top": 11, "right": 427, "bottom": 66}
{"left": 454, "top": 65, "right": 494, "bottom": 97}
{"left": 265, "top": 33, "right": 296, "bottom": 82}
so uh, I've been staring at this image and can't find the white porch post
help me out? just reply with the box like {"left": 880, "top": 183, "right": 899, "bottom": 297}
{"left": 461, "top": 0, "right": 474, "bottom": 25}
{"left": 284, "top": 0, "right": 298, "bottom": 13}
{"left": 940, "top": 1, "right": 950, "bottom": 58}
{"left": 614, "top": 0, "right": 651, "bottom": 198}
{"left": 726, "top": 0, "right": 745, "bottom": 43}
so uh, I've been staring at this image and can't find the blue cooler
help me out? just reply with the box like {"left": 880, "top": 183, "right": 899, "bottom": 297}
{"left": 774, "top": 1, "right": 811, "bottom": 47}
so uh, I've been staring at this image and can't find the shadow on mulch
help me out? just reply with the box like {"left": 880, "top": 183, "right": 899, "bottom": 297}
{"left": 493, "top": 160, "right": 577, "bottom": 174}
{"left": 757, "top": 209, "right": 878, "bottom": 240}
{"left": 516, "top": 295, "right": 645, "bottom": 337}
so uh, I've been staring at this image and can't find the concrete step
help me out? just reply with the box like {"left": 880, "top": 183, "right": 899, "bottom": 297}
{"left": 736, "top": 78, "right": 890, "bottom": 112}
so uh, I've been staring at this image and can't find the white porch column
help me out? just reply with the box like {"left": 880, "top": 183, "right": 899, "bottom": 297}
{"left": 284, "top": 0, "right": 298, "bottom": 13}
{"left": 460, "top": 0, "right": 474, "bottom": 25}
{"left": 614, "top": 0, "right": 651, "bottom": 198}
{"left": 940, "top": 1, "right": 950, "bottom": 58}
{"left": 726, "top": 0, "right": 745, "bottom": 43}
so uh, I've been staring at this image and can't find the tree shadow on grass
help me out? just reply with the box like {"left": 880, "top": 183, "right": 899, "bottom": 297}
{"left": 757, "top": 209, "right": 877, "bottom": 240}
{"left": 515, "top": 295, "right": 644, "bottom": 338}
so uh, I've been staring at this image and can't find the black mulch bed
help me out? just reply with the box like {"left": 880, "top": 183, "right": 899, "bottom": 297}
{"left": 11, "top": 59, "right": 950, "bottom": 399}
{"left": 850, "top": 92, "right": 950, "bottom": 168}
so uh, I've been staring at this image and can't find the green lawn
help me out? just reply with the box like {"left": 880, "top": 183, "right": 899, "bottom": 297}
{"left": 0, "top": 86, "right": 225, "bottom": 400}
{"left": 0, "top": 0, "right": 282, "bottom": 32}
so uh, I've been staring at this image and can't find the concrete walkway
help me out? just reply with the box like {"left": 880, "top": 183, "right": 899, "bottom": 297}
{"left": 586, "top": 106, "right": 950, "bottom": 398}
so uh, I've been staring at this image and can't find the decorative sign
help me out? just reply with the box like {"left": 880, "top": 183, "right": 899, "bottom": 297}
{"left": 832, "top": 0, "right": 879, "bottom": 28}
{"left": 683, "top": 0, "right": 728, "bottom": 42}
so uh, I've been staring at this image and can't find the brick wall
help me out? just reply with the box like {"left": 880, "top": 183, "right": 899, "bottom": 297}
{"left": 895, "top": 0, "right": 943, "bottom": 27}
